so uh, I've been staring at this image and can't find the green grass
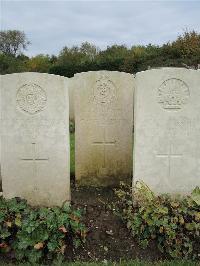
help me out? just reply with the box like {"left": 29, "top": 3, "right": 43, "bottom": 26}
{"left": 70, "top": 132, "right": 75, "bottom": 176}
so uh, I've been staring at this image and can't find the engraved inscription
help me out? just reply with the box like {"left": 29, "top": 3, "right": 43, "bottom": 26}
{"left": 156, "top": 142, "right": 182, "bottom": 185}
{"left": 157, "top": 78, "right": 189, "bottom": 110}
{"left": 92, "top": 126, "right": 116, "bottom": 168}
{"left": 167, "top": 116, "right": 191, "bottom": 138}
{"left": 20, "top": 142, "right": 49, "bottom": 178}
{"left": 16, "top": 83, "right": 47, "bottom": 114}
{"left": 93, "top": 74, "right": 116, "bottom": 105}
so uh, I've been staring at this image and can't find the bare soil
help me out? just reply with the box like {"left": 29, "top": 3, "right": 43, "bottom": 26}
{"left": 0, "top": 185, "right": 166, "bottom": 264}
{"left": 70, "top": 186, "right": 165, "bottom": 263}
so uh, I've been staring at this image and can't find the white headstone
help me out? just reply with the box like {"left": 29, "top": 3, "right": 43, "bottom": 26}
{"left": 1, "top": 73, "right": 70, "bottom": 206}
{"left": 134, "top": 68, "right": 200, "bottom": 194}
{"left": 75, "top": 71, "right": 134, "bottom": 186}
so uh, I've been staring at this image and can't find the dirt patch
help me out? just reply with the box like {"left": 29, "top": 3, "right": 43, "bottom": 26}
{"left": 0, "top": 185, "right": 165, "bottom": 264}
{"left": 71, "top": 186, "right": 165, "bottom": 262}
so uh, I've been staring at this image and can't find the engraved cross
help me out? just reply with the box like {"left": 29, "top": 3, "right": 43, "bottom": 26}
{"left": 21, "top": 142, "right": 49, "bottom": 177}
{"left": 92, "top": 127, "right": 116, "bottom": 168}
{"left": 156, "top": 142, "right": 182, "bottom": 180}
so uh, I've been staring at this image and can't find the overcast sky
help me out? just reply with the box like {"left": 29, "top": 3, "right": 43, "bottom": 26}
{"left": 1, "top": 0, "right": 200, "bottom": 56}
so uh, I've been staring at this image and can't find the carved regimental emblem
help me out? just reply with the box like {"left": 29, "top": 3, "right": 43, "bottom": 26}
{"left": 157, "top": 78, "right": 190, "bottom": 110}
{"left": 16, "top": 83, "right": 47, "bottom": 114}
{"left": 93, "top": 74, "right": 116, "bottom": 105}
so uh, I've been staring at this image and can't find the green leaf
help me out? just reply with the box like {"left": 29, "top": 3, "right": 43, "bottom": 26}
{"left": 191, "top": 186, "right": 200, "bottom": 205}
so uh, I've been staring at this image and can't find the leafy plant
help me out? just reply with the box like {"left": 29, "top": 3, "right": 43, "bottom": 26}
{"left": 113, "top": 182, "right": 200, "bottom": 260}
{"left": 0, "top": 197, "right": 86, "bottom": 263}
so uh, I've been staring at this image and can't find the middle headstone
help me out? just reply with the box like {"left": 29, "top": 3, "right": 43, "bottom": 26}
{"left": 75, "top": 71, "right": 134, "bottom": 186}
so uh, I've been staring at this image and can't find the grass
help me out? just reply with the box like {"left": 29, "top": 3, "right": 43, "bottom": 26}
{"left": 70, "top": 132, "right": 75, "bottom": 176}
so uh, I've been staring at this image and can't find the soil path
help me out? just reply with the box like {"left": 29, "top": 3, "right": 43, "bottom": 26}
{"left": 71, "top": 186, "right": 164, "bottom": 262}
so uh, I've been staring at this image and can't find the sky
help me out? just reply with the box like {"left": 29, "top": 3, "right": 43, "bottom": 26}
{"left": 0, "top": 0, "right": 200, "bottom": 56}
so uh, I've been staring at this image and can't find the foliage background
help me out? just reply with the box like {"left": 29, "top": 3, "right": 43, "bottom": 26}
{"left": 0, "top": 30, "right": 200, "bottom": 76}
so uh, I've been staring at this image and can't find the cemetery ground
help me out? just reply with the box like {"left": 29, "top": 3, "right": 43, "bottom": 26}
{"left": 0, "top": 186, "right": 199, "bottom": 265}
{"left": 71, "top": 133, "right": 164, "bottom": 262}
{"left": 0, "top": 131, "right": 199, "bottom": 265}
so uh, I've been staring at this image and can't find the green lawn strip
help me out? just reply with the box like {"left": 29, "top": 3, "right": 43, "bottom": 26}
{"left": 70, "top": 133, "right": 75, "bottom": 176}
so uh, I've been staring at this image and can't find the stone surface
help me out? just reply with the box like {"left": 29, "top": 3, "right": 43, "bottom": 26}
{"left": 75, "top": 71, "right": 134, "bottom": 186}
{"left": 1, "top": 73, "right": 70, "bottom": 206}
{"left": 133, "top": 68, "right": 200, "bottom": 194}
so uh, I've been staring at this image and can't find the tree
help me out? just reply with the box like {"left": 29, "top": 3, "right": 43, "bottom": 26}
{"left": 99, "top": 45, "right": 129, "bottom": 59}
{"left": 0, "top": 30, "right": 30, "bottom": 56}
{"left": 171, "top": 30, "right": 200, "bottom": 58}
{"left": 80, "top": 42, "right": 99, "bottom": 60}
{"left": 26, "top": 54, "right": 52, "bottom": 73}
{"left": 58, "top": 45, "right": 83, "bottom": 64}
{"left": 0, "top": 54, "right": 28, "bottom": 74}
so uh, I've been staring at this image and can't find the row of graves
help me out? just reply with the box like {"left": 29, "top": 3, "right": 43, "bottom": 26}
{"left": 0, "top": 68, "right": 200, "bottom": 206}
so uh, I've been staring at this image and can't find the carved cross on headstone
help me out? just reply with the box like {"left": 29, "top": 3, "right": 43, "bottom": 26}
{"left": 20, "top": 142, "right": 49, "bottom": 178}
{"left": 92, "top": 126, "right": 116, "bottom": 168}
{"left": 156, "top": 142, "right": 182, "bottom": 183}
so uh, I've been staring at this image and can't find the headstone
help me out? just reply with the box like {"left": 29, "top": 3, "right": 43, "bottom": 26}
{"left": 1, "top": 73, "right": 70, "bottom": 206}
{"left": 75, "top": 71, "right": 134, "bottom": 186}
{"left": 133, "top": 68, "right": 200, "bottom": 194}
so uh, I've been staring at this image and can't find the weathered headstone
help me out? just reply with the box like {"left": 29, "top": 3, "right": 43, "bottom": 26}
{"left": 75, "top": 71, "right": 134, "bottom": 186}
{"left": 133, "top": 68, "right": 200, "bottom": 194}
{"left": 1, "top": 73, "right": 70, "bottom": 206}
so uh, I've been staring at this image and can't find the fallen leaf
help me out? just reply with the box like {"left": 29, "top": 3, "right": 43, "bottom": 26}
{"left": 103, "top": 246, "right": 108, "bottom": 252}
{"left": 61, "top": 245, "right": 66, "bottom": 255}
{"left": 34, "top": 242, "right": 44, "bottom": 250}
{"left": 106, "top": 230, "right": 114, "bottom": 236}
{"left": 6, "top": 221, "right": 12, "bottom": 227}
{"left": 59, "top": 226, "right": 67, "bottom": 233}
{"left": 0, "top": 243, "right": 8, "bottom": 249}
{"left": 69, "top": 215, "right": 80, "bottom": 222}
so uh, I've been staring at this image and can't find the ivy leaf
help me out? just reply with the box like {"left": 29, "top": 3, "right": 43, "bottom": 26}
{"left": 0, "top": 230, "right": 11, "bottom": 239}
{"left": 195, "top": 212, "right": 200, "bottom": 222}
{"left": 47, "top": 240, "right": 58, "bottom": 252}
{"left": 179, "top": 216, "right": 185, "bottom": 225}
{"left": 15, "top": 216, "right": 22, "bottom": 227}
{"left": 185, "top": 222, "right": 195, "bottom": 231}
{"left": 191, "top": 186, "right": 200, "bottom": 205}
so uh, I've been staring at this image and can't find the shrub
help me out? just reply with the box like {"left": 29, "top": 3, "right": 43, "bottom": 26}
{"left": 113, "top": 182, "right": 200, "bottom": 260}
{"left": 0, "top": 197, "right": 86, "bottom": 263}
